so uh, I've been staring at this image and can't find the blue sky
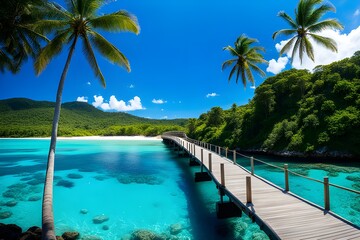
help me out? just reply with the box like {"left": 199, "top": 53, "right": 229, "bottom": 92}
{"left": 1, "top": 0, "right": 360, "bottom": 119}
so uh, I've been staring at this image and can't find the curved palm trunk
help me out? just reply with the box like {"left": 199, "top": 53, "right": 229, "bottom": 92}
{"left": 42, "top": 36, "right": 78, "bottom": 240}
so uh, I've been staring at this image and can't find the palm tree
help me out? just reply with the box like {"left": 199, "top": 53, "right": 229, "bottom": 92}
{"left": 0, "top": 0, "right": 47, "bottom": 73}
{"left": 34, "top": 1, "right": 140, "bottom": 239}
{"left": 222, "top": 34, "right": 267, "bottom": 88}
{"left": 272, "top": 0, "right": 343, "bottom": 64}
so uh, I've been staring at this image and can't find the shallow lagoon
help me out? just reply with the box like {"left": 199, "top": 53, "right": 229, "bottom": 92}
{"left": 235, "top": 154, "right": 360, "bottom": 226}
{"left": 0, "top": 139, "right": 268, "bottom": 239}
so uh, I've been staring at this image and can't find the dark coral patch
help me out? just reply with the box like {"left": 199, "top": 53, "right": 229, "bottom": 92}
{"left": 56, "top": 180, "right": 74, "bottom": 188}
{"left": 67, "top": 173, "right": 83, "bottom": 179}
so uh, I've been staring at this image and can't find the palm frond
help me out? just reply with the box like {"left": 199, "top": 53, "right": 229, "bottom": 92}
{"left": 309, "top": 33, "right": 337, "bottom": 52}
{"left": 228, "top": 64, "right": 237, "bottom": 83}
{"left": 304, "top": 36, "right": 314, "bottom": 61}
{"left": 277, "top": 11, "right": 297, "bottom": 29}
{"left": 272, "top": 29, "right": 297, "bottom": 39}
{"left": 0, "top": 49, "right": 17, "bottom": 73}
{"left": 18, "top": 29, "right": 38, "bottom": 56}
{"left": 82, "top": 33, "right": 106, "bottom": 87}
{"left": 89, "top": 30, "right": 130, "bottom": 72}
{"left": 223, "top": 46, "right": 239, "bottom": 57}
{"left": 297, "top": 0, "right": 321, "bottom": 26}
{"left": 307, "top": 19, "right": 343, "bottom": 33}
{"left": 291, "top": 37, "right": 301, "bottom": 64}
{"left": 221, "top": 59, "right": 236, "bottom": 71}
{"left": 89, "top": 10, "right": 140, "bottom": 34}
{"left": 34, "top": 30, "right": 70, "bottom": 75}
{"left": 34, "top": 20, "right": 69, "bottom": 34}
{"left": 42, "top": 2, "right": 72, "bottom": 20}
{"left": 279, "top": 36, "right": 297, "bottom": 56}
{"left": 244, "top": 62, "right": 254, "bottom": 85}
{"left": 82, "top": 0, "right": 102, "bottom": 18}
{"left": 239, "top": 65, "right": 246, "bottom": 86}
{"left": 305, "top": 3, "right": 335, "bottom": 26}
{"left": 248, "top": 62, "right": 266, "bottom": 77}
{"left": 64, "top": 0, "right": 77, "bottom": 15}
{"left": 299, "top": 37, "right": 306, "bottom": 63}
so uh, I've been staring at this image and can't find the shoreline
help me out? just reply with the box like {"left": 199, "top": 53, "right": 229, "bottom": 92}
{"left": 0, "top": 136, "right": 163, "bottom": 140}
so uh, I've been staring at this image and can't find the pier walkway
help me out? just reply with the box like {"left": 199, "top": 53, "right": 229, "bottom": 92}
{"left": 162, "top": 132, "right": 360, "bottom": 240}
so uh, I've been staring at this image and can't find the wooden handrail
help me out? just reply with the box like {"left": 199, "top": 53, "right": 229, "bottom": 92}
{"left": 164, "top": 133, "right": 360, "bottom": 211}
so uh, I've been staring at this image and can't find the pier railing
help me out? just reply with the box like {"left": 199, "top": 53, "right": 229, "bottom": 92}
{"left": 163, "top": 132, "right": 360, "bottom": 213}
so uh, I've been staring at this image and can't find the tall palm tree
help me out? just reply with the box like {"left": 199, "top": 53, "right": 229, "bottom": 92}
{"left": 0, "top": 0, "right": 48, "bottom": 73}
{"left": 34, "top": 1, "right": 140, "bottom": 239}
{"left": 272, "top": 0, "right": 343, "bottom": 64}
{"left": 222, "top": 34, "right": 267, "bottom": 88}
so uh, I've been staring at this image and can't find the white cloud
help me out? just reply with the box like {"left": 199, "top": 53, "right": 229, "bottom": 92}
{"left": 206, "top": 93, "right": 219, "bottom": 98}
{"left": 92, "top": 95, "right": 104, "bottom": 107}
{"left": 92, "top": 95, "right": 145, "bottom": 111}
{"left": 162, "top": 116, "right": 168, "bottom": 119}
{"left": 354, "top": 9, "right": 360, "bottom": 17}
{"left": 129, "top": 84, "right": 135, "bottom": 89}
{"left": 76, "top": 96, "right": 88, "bottom": 102}
{"left": 87, "top": 81, "right": 91, "bottom": 86}
{"left": 250, "top": 85, "right": 256, "bottom": 89}
{"left": 271, "top": 26, "right": 360, "bottom": 72}
{"left": 266, "top": 56, "right": 289, "bottom": 74}
{"left": 152, "top": 99, "right": 167, "bottom": 104}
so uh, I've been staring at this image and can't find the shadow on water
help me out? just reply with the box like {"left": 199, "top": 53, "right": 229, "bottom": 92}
{"left": 167, "top": 149, "right": 268, "bottom": 240}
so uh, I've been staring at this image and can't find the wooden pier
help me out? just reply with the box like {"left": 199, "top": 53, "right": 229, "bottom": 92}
{"left": 162, "top": 132, "right": 360, "bottom": 240}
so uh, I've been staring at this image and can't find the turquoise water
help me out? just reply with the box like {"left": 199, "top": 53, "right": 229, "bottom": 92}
{"left": 235, "top": 155, "right": 360, "bottom": 227}
{"left": 0, "top": 139, "right": 268, "bottom": 239}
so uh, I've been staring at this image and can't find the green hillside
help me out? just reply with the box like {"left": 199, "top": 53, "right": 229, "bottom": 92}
{"left": 187, "top": 51, "right": 360, "bottom": 158}
{"left": 0, "top": 98, "right": 187, "bottom": 137}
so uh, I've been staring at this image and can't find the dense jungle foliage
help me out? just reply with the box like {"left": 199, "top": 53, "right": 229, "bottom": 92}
{"left": 0, "top": 98, "right": 186, "bottom": 137}
{"left": 187, "top": 52, "right": 360, "bottom": 157}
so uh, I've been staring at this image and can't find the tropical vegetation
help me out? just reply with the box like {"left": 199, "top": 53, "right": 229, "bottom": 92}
{"left": 222, "top": 34, "right": 267, "bottom": 87}
{"left": 0, "top": 98, "right": 186, "bottom": 137}
{"left": 0, "top": 0, "right": 47, "bottom": 73}
{"left": 273, "top": 0, "right": 343, "bottom": 64}
{"left": 187, "top": 52, "right": 360, "bottom": 158}
{"left": 33, "top": 0, "right": 140, "bottom": 238}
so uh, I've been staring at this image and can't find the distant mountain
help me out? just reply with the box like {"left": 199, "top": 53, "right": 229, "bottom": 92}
{"left": 0, "top": 98, "right": 187, "bottom": 137}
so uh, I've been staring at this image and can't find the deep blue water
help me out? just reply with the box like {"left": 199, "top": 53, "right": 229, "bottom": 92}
{"left": 0, "top": 139, "right": 268, "bottom": 239}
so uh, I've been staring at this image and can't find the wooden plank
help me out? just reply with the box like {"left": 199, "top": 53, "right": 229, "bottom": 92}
{"left": 162, "top": 136, "right": 360, "bottom": 239}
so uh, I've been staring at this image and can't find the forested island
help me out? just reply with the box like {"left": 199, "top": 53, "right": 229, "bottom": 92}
{"left": 187, "top": 52, "right": 360, "bottom": 159}
{"left": 0, "top": 98, "right": 186, "bottom": 137}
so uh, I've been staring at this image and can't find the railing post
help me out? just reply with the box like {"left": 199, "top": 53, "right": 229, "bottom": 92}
{"left": 218, "top": 146, "right": 221, "bottom": 156}
{"left": 201, "top": 149, "right": 204, "bottom": 172}
{"left": 233, "top": 150, "right": 236, "bottom": 164}
{"left": 246, "top": 176, "right": 252, "bottom": 203}
{"left": 193, "top": 144, "right": 196, "bottom": 158}
{"left": 225, "top": 148, "right": 228, "bottom": 159}
{"left": 324, "top": 177, "right": 330, "bottom": 211}
{"left": 220, "top": 163, "right": 225, "bottom": 187}
{"left": 208, "top": 153, "right": 212, "bottom": 172}
{"left": 284, "top": 164, "right": 289, "bottom": 191}
{"left": 250, "top": 156, "right": 254, "bottom": 175}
